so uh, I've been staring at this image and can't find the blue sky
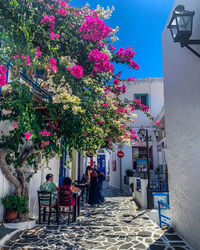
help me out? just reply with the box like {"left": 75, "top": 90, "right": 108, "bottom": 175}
{"left": 71, "top": 0, "right": 174, "bottom": 79}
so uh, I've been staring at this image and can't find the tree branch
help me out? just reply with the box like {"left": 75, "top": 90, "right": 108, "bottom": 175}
{"left": 20, "top": 147, "right": 41, "bottom": 166}
{"left": 0, "top": 149, "right": 21, "bottom": 189}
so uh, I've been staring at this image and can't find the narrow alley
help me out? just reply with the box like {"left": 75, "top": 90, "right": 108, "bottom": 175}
{"left": 3, "top": 184, "right": 191, "bottom": 250}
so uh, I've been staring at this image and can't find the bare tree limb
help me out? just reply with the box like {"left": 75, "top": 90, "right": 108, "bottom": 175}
{"left": 20, "top": 147, "right": 41, "bottom": 166}
{"left": 0, "top": 149, "right": 20, "bottom": 189}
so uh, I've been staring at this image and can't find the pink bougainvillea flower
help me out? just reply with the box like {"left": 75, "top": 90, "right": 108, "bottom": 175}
{"left": 40, "top": 15, "right": 56, "bottom": 29}
{"left": 156, "top": 121, "right": 162, "bottom": 126}
{"left": 46, "top": 141, "right": 50, "bottom": 145}
{"left": 0, "top": 65, "right": 7, "bottom": 87}
{"left": 58, "top": 0, "right": 67, "bottom": 7}
{"left": 108, "top": 45, "right": 116, "bottom": 51}
{"left": 46, "top": 58, "right": 57, "bottom": 73}
{"left": 50, "top": 32, "right": 60, "bottom": 40}
{"left": 40, "top": 129, "right": 47, "bottom": 137}
{"left": 113, "top": 78, "right": 119, "bottom": 86}
{"left": 130, "top": 130, "right": 137, "bottom": 136}
{"left": 13, "top": 122, "right": 18, "bottom": 128}
{"left": 84, "top": 132, "right": 88, "bottom": 136}
{"left": 78, "top": 14, "right": 112, "bottom": 42}
{"left": 68, "top": 65, "right": 84, "bottom": 79}
{"left": 55, "top": 121, "right": 59, "bottom": 126}
{"left": 25, "top": 132, "right": 31, "bottom": 140}
{"left": 41, "top": 144, "right": 45, "bottom": 148}
{"left": 121, "top": 85, "right": 127, "bottom": 93}
{"left": 116, "top": 46, "right": 135, "bottom": 62}
{"left": 127, "top": 77, "right": 135, "bottom": 81}
{"left": 128, "top": 60, "right": 139, "bottom": 70}
{"left": 88, "top": 49, "right": 114, "bottom": 73}
{"left": 40, "top": 129, "right": 51, "bottom": 137}
{"left": 56, "top": 7, "right": 69, "bottom": 16}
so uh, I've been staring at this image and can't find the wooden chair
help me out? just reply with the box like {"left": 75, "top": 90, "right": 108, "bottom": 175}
{"left": 57, "top": 189, "right": 75, "bottom": 224}
{"left": 37, "top": 191, "right": 59, "bottom": 225}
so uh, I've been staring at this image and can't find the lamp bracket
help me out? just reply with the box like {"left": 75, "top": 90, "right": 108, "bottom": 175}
{"left": 181, "top": 42, "right": 200, "bottom": 57}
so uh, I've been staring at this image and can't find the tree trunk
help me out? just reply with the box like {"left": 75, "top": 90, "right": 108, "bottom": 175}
{"left": 0, "top": 148, "right": 40, "bottom": 221}
{"left": 15, "top": 167, "right": 29, "bottom": 197}
{"left": 0, "top": 149, "right": 21, "bottom": 193}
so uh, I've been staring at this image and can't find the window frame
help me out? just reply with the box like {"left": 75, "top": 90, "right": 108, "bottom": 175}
{"left": 134, "top": 93, "right": 149, "bottom": 108}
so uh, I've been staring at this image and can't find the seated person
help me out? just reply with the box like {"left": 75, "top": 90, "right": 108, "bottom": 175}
{"left": 40, "top": 173, "right": 58, "bottom": 206}
{"left": 59, "top": 177, "right": 80, "bottom": 207}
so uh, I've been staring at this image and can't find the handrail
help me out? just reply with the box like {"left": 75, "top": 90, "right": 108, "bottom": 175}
{"left": 158, "top": 200, "right": 171, "bottom": 228}
{"left": 1, "top": 57, "right": 52, "bottom": 102}
{"left": 151, "top": 180, "right": 168, "bottom": 192}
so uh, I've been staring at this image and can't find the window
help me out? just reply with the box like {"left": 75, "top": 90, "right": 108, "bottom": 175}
{"left": 134, "top": 94, "right": 149, "bottom": 108}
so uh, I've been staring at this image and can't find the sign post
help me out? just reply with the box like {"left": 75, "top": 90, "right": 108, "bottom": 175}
{"left": 117, "top": 151, "right": 124, "bottom": 192}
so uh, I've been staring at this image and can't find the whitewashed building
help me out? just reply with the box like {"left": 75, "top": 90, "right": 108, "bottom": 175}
{"left": 156, "top": 107, "right": 168, "bottom": 180}
{"left": 162, "top": 0, "right": 200, "bottom": 248}
{"left": 109, "top": 78, "right": 164, "bottom": 192}
{"left": 0, "top": 119, "right": 85, "bottom": 221}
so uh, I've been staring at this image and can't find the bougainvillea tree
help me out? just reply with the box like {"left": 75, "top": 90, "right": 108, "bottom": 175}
{"left": 0, "top": 0, "right": 161, "bottom": 199}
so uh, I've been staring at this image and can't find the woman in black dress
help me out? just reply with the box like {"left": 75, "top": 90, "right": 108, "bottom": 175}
{"left": 87, "top": 166, "right": 104, "bottom": 205}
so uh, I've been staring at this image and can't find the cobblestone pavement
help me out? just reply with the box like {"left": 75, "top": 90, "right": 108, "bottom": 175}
{"left": 3, "top": 184, "right": 192, "bottom": 250}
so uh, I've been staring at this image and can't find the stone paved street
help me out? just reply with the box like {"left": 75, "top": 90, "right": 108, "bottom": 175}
{"left": 3, "top": 184, "right": 192, "bottom": 250}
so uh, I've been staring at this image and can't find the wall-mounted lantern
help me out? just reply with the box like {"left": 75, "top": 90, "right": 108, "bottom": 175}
{"left": 168, "top": 5, "right": 200, "bottom": 57}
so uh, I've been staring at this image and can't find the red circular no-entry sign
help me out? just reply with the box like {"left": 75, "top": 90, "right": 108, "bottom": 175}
{"left": 117, "top": 151, "right": 124, "bottom": 158}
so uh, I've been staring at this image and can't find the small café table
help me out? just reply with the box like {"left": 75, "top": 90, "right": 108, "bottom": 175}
{"left": 73, "top": 192, "right": 81, "bottom": 222}
{"left": 74, "top": 183, "right": 89, "bottom": 203}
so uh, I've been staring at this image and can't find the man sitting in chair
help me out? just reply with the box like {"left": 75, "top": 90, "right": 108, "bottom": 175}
{"left": 40, "top": 173, "right": 58, "bottom": 206}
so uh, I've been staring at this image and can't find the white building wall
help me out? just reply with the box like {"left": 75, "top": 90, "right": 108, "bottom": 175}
{"left": 109, "top": 78, "right": 164, "bottom": 191}
{"left": 109, "top": 147, "right": 120, "bottom": 189}
{"left": 0, "top": 168, "right": 11, "bottom": 222}
{"left": 29, "top": 158, "right": 60, "bottom": 218}
{"left": 162, "top": 0, "right": 200, "bottom": 248}
{"left": 0, "top": 121, "right": 60, "bottom": 221}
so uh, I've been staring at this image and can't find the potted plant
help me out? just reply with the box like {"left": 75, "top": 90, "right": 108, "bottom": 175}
{"left": 126, "top": 169, "right": 134, "bottom": 177}
{"left": 130, "top": 183, "right": 134, "bottom": 192}
{"left": 125, "top": 169, "right": 134, "bottom": 185}
{"left": 1, "top": 195, "right": 28, "bottom": 222}
{"left": 1, "top": 195, "right": 18, "bottom": 222}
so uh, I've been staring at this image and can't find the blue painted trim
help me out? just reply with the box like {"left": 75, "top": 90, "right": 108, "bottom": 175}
{"left": 59, "top": 139, "right": 67, "bottom": 186}
{"left": 97, "top": 154, "right": 106, "bottom": 175}
{"left": 158, "top": 200, "right": 171, "bottom": 228}
{"left": 2, "top": 57, "right": 52, "bottom": 102}
{"left": 78, "top": 152, "right": 81, "bottom": 181}
{"left": 134, "top": 93, "right": 149, "bottom": 108}
{"left": 151, "top": 180, "right": 168, "bottom": 192}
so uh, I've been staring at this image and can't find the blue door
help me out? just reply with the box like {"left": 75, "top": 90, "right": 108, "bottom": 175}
{"left": 59, "top": 140, "right": 67, "bottom": 185}
{"left": 97, "top": 155, "right": 106, "bottom": 175}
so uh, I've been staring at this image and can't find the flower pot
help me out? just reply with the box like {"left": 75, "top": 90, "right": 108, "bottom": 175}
{"left": 6, "top": 210, "right": 18, "bottom": 222}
